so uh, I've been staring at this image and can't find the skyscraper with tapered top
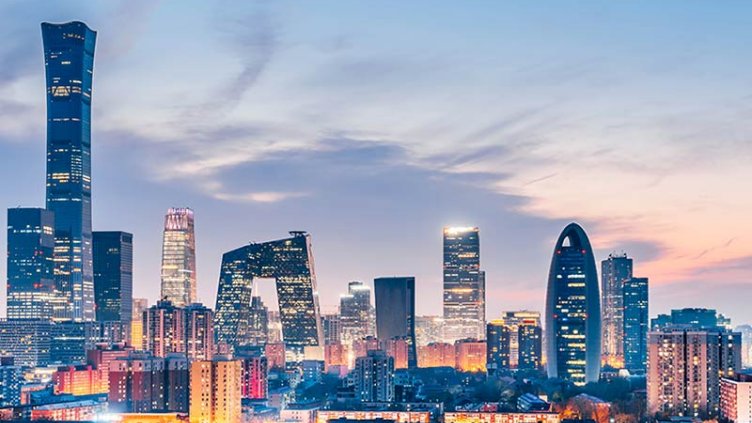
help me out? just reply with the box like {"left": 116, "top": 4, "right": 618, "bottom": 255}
{"left": 443, "top": 226, "right": 484, "bottom": 342}
{"left": 160, "top": 208, "right": 196, "bottom": 307}
{"left": 42, "top": 21, "right": 97, "bottom": 322}
{"left": 545, "top": 223, "right": 601, "bottom": 385}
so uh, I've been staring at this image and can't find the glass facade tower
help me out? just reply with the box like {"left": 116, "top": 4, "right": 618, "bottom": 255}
{"left": 443, "top": 227, "right": 484, "bottom": 342}
{"left": 42, "top": 21, "right": 97, "bottom": 322}
{"left": 160, "top": 208, "right": 196, "bottom": 307}
{"left": 92, "top": 231, "right": 133, "bottom": 324}
{"left": 6, "top": 208, "right": 56, "bottom": 320}
{"left": 623, "top": 277, "right": 648, "bottom": 373}
{"left": 374, "top": 276, "right": 417, "bottom": 368}
{"left": 214, "top": 232, "right": 324, "bottom": 358}
{"left": 545, "top": 223, "right": 601, "bottom": 385}
{"left": 601, "top": 253, "right": 633, "bottom": 368}
{"left": 340, "top": 281, "right": 374, "bottom": 344}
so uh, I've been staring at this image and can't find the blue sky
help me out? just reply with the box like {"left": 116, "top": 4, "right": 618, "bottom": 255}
{"left": 2, "top": 1, "right": 752, "bottom": 322}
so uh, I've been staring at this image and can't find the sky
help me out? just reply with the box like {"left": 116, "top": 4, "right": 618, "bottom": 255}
{"left": 1, "top": 0, "right": 752, "bottom": 323}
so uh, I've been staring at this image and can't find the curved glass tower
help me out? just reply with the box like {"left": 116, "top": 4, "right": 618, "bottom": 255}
{"left": 42, "top": 21, "right": 97, "bottom": 321}
{"left": 545, "top": 223, "right": 601, "bottom": 385}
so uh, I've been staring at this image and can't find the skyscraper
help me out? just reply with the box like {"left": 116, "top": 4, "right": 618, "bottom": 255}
{"left": 374, "top": 277, "right": 417, "bottom": 368}
{"left": 160, "top": 208, "right": 196, "bottom": 307}
{"left": 247, "top": 296, "right": 269, "bottom": 346}
{"left": 623, "top": 277, "right": 648, "bottom": 373}
{"left": 545, "top": 223, "right": 601, "bottom": 385}
{"left": 42, "top": 22, "right": 97, "bottom": 322}
{"left": 494, "top": 311, "right": 542, "bottom": 369}
{"left": 185, "top": 303, "right": 214, "bottom": 361}
{"left": 340, "top": 281, "right": 374, "bottom": 344}
{"left": 443, "top": 227, "right": 484, "bottom": 342}
{"left": 486, "top": 321, "right": 510, "bottom": 375}
{"left": 6, "top": 208, "right": 56, "bottom": 320}
{"left": 601, "top": 253, "right": 633, "bottom": 368}
{"left": 92, "top": 231, "right": 133, "bottom": 325}
{"left": 214, "top": 232, "right": 324, "bottom": 358}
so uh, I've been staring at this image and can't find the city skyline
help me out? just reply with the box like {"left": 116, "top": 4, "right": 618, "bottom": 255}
{"left": 2, "top": 2, "right": 752, "bottom": 324}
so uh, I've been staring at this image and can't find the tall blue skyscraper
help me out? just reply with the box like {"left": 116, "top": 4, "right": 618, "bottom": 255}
{"left": 6, "top": 208, "right": 56, "bottom": 320}
{"left": 42, "top": 22, "right": 97, "bottom": 322}
{"left": 93, "top": 232, "right": 133, "bottom": 325}
{"left": 623, "top": 277, "right": 648, "bottom": 373}
{"left": 443, "top": 227, "right": 484, "bottom": 342}
{"left": 374, "top": 277, "right": 417, "bottom": 368}
{"left": 545, "top": 223, "right": 601, "bottom": 385}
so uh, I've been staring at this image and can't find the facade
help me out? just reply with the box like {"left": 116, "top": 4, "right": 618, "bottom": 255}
{"left": 443, "top": 412, "right": 560, "bottom": 423}
{"left": 42, "top": 21, "right": 97, "bottom": 322}
{"left": 185, "top": 303, "right": 214, "bottom": 361}
{"left": 86, "top": 344, "right": 133, "bottom": 393}
{"left": 160, "top": 208, "right": 196, "bottom": 307}
{"left": 247, "top": 296, "right": 269, "bottom": 346}
{"left": 545, "top": 223, "right": 601, "bottom": 385}
{"left": 623, "top": 277, "right": 649, "bottom": 373}
{"left": 486, "top": 321, "right": 510, "bottom": 375}
{"left": 0, "top": 357, "right": 22, "bottom": 407}
{"left": 647, "top": 328, "right": 741, "bottom": 418}
{"left": 720, "top": 373, "right": 752, "bottom": 423}
{"left": 492, "top": 311, "right": 542, "bottom": 370}
{"left": 108, "top": 353, "right": 166, "bottom": 413}
{"left": 601, "top": 253, "right": 632, "bottom": 368}
{"left": 6, "top": 208, "right": 56, "bottom": 320}
{"left": 315, "top": 410, "right": 431, "bottom": 423}
{"left": 50, "top": 321, "right": 126, "bottom": 364}
{"left": 418, "top": 342, "right": 456, "bottom": 368}
{"left": 143, "top": 300, "right": 186, "bottom": 358}
{"left": 93, "top": 231, "right": 133, "bottom": 325}
{"left": 52, "top": 365, "right": 105, "bottom": 396}
{"left": 415, "top": 316, "right": 444, "bottom": 346}
{"left": 214, "top": 232, "right": 324, "bottom": 358}
{"left": 652, "top": 308, "right": 722, "bottom": 330}
{"left": 455, "top": 339, "right": 487, "bottom": 373}
{"left": 189, "top": 358, "right": 242, "bottom": 423}
{"left": 443, "top": 227, "right": 484, "bottom": 342}
{"left": 0, "top": 320, "right": 52, "bottom": 366}
{"left": 340, "top": 281, "right": 375, "bottom": 344}
{"left": 322, "top": 313, "right": 342, "bottom": 345}
{"left": 518, "top": 324, "right": 543, "bottom": 371}
{"left": 353, "top": 350, "right": 394, "bottom": 402}
{"left": 239, "top": 354, "right": 268, "bottom": 399}
{"left": 383, "top": 338, "right": 410, "bottom": 370}
{"left": 374, "top": 276, "right": 417, "bottom": 368}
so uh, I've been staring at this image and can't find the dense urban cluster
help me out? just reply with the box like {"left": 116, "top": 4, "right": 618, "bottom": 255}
{"left": 1, "top": 20, "right": 751, "bottom": 423}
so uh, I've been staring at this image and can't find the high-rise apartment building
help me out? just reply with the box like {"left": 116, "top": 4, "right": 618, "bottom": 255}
{"left": 720, "top": 373, "right": 752, "bottom": 423}
{"left": 143, "top": 300, "right": 186, "bottom": 358}
{"left": 443, "top": 227, "right": 484, "bottom": 342}
{"left": 0, "top": 357, "right": 22, "bottom": 407}
{"left": 374, "top": 277, "right": 417, "bottom": 368}
{"left": 92, "top": 231, "right": 133, "bottom": 325}
{"left": 42, "top": 21, "right": 97, "bottom": 322}
{"left": 353, "top": 350, "right": 394, "bottom": 403}
{"left": 601, "top": 253, "right": 633, "bottom": 368}
{"left": 623, "top": 277, "right": 649, "bottom": 373}
{"left": 545, "top": 223, "right": 601, "bottom": 385}
{"left": 214, "top": 232, "right": 324, "bottom": 358}
{"left": 322, "top": 313, "right": 342, "bottom": 345}
{"left": 417, "top": 342, "right": 455, "bottom": 368}
{"left": 6, "top": 208, "right": 56, "bottom": 320}
{"left": 648, "top": 328, "right": 741, "bottom": 418}
{"left": 518, "top": 324, "right": 543, "bottom": 371}
{"left": 340, "top": 281, "right": 374, "bottom": 344}
{"left": 160, "top": 208, "right": 196, "bottom": 307}
{"left": 189, "top": 358, "right": 242, "bottom": 423}
{"left": 455, "top": 339, "right": 487, "bottom": 373}
{"left": 486, "top": 321, "right": 510, "bottom": 375}
{"left": 239, "top": 354, "right": 268, "bottom": 400}
{"left": 494, "top": 311, "right": 542, "bottom": 369}
{"left": 185, "top": 303, "right": 214, "bottom": 361}
{"left": 108, "top": 352, "right": 166, "bottom": 413}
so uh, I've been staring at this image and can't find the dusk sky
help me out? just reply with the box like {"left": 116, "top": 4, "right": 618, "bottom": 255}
{"left": 1, "top": 1, "right": 752, "bottom": 323}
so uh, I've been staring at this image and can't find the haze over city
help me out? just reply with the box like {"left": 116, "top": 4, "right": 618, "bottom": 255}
{"left": 1, "top": 0, "right": 752, "bottom": 323}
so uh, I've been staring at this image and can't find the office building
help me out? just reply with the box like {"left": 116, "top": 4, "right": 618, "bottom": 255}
{"left": 6, "top": 208, "right": 56, "bottom": 320}
{"left": 92, "top": 231, "right": 133, "bottom": 326}
{"left": 647, "top": 328, "right": 741, "bottom": 418}
{"left": 601, "top": 253, "right": 632, "bottom": 368}
{"left": 493, "top": 311, "right": 542, "bottom": 370}
{"left": 160, "top": 208, "right": 196, "bottom": 307}
{"left": 443, "top": 227, "right": 484, "bottom": 342}
{"left": 185, "top": 303, "right": 213, "bottom": 361}
{"left": 247, "top": 296, "right": 269, "bottom": 346}
{"left": 340, "top": 281, "right": 374, "bottom": 344}
{"left": 545, "top": 223, "right": 601, "bottom": 385}
{"left": 415, "top": 316, "right": 444, "bottom": 346}
{"left": 455, "top": 339, "right": 487, "bottom": 373}
{"left": 623, "top": 277, "right": 649, "bottom": 373}
{"left": 214, "top": 232, "right": 324, "bottom": 358}
{"left": 143, "top": 300, "right": 186, "bottom": 358}
{"left": 720, "top": 373, "right": 752, "bottom": 423}
{"left": 374, "top": 276, "right": 417, "bottom": 368}
{"left": 0, "top": 357, "right": 22, "bottom": 407}
{"left": 189, "top": 358, "right": 242, "bottom": 423}
{"left": 486, "top": 321, "right": 510, "bottom": 375}
{"left": 50, "top": 321, "right": 126, "bottom": 365}
{"left": 353, "top": 350, "right": 394, "bottom": 402}
{"left": 0, "top": 320, "right": 52, "bottom": 366}
{"left": 42, "top": 21, "right": 97, "bottom": 322}
{"left": 131, "top": 298, "right": 148, "bottom": 350}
